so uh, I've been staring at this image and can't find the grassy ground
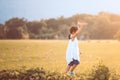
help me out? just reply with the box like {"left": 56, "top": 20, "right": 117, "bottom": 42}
{"left": 0, "top": 40, "right": 120, "bottom": 74}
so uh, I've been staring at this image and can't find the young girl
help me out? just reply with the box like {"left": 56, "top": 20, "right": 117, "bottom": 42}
{"left": 65, "top": 21, "right": 84, "bottom": 76}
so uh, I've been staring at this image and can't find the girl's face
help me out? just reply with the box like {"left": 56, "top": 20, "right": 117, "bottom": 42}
{"left": 72, "top": 31, "right": 75, "bottom": 34}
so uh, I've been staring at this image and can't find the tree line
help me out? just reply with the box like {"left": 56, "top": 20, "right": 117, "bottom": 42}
{"left": 0, "top": 12, "right": 120, "bottom": 40}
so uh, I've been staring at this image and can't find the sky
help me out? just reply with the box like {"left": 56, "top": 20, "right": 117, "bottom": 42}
{"left": 0, "top": 0, "right": 120, "bottom": 23}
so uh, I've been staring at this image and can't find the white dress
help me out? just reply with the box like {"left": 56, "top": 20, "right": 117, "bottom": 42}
{"left": 66, "top": 36, "right": 80, "bottom": 64}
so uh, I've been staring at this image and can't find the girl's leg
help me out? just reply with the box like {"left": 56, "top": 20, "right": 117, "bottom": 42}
{"left": 70, "top": 64, "right": 78, "bottom": 72}
{"left": 65, "top": 65, "right": 71, "bottom": 73}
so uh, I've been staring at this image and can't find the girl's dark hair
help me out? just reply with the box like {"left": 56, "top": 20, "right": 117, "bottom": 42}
{"left": 70, "top": 26, "right": 78, "bottom": 34}
{"left": 68, "top": 34, "right": 71, "bottom": 39}
{"left": 68, "top": 26, "right": 78, "bottom": 39}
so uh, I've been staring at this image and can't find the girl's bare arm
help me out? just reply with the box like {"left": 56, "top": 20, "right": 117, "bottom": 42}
{"left": 71, "top": 21, "right": 83, "bottom": 40}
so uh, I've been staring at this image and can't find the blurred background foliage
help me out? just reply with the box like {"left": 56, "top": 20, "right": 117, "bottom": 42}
{"left": 0, "top": 12, "right": 120, "bottom": 40}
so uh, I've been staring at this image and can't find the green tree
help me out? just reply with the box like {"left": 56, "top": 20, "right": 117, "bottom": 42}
{"left": 5, "top": 18, "right": 29, "bottom": 39}
{"left": 0, "top": 24, "right": 6, "bottom": 39}
{"left": 114, "top": 30, "right": 120, "bottom": 41}
{"left": 27, "top": 21, "right": 47, "bottom": 39}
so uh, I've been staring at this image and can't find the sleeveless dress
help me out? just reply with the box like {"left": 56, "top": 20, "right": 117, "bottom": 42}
{"left": 66, "top": 36, "right": 80, "bottom": 64}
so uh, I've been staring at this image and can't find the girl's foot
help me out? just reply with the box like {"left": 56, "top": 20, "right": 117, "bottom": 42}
{"left": 69, "top": 71, "right": 75, "bottom": 76}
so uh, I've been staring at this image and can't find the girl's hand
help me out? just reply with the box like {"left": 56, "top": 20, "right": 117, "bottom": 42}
{"left": 77, "top": 20, "right": 82, "bottom": 26}
{"left": 77, "top": 20, "right": 83, "bottom": 29}
{"left": 80, "top": 51, "right": 82, "bottom": 55}
{"left": 77, "top": 20, "right": 87, "bottom": 26}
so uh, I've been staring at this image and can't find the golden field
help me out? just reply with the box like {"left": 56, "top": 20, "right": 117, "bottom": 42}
{"left": 0, "top": 40, "right": 120, "bottom": 74}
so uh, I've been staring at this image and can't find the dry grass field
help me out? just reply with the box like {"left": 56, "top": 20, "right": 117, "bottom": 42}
{"left": 0, "top": 40, "right": 120, "bottom": 74}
